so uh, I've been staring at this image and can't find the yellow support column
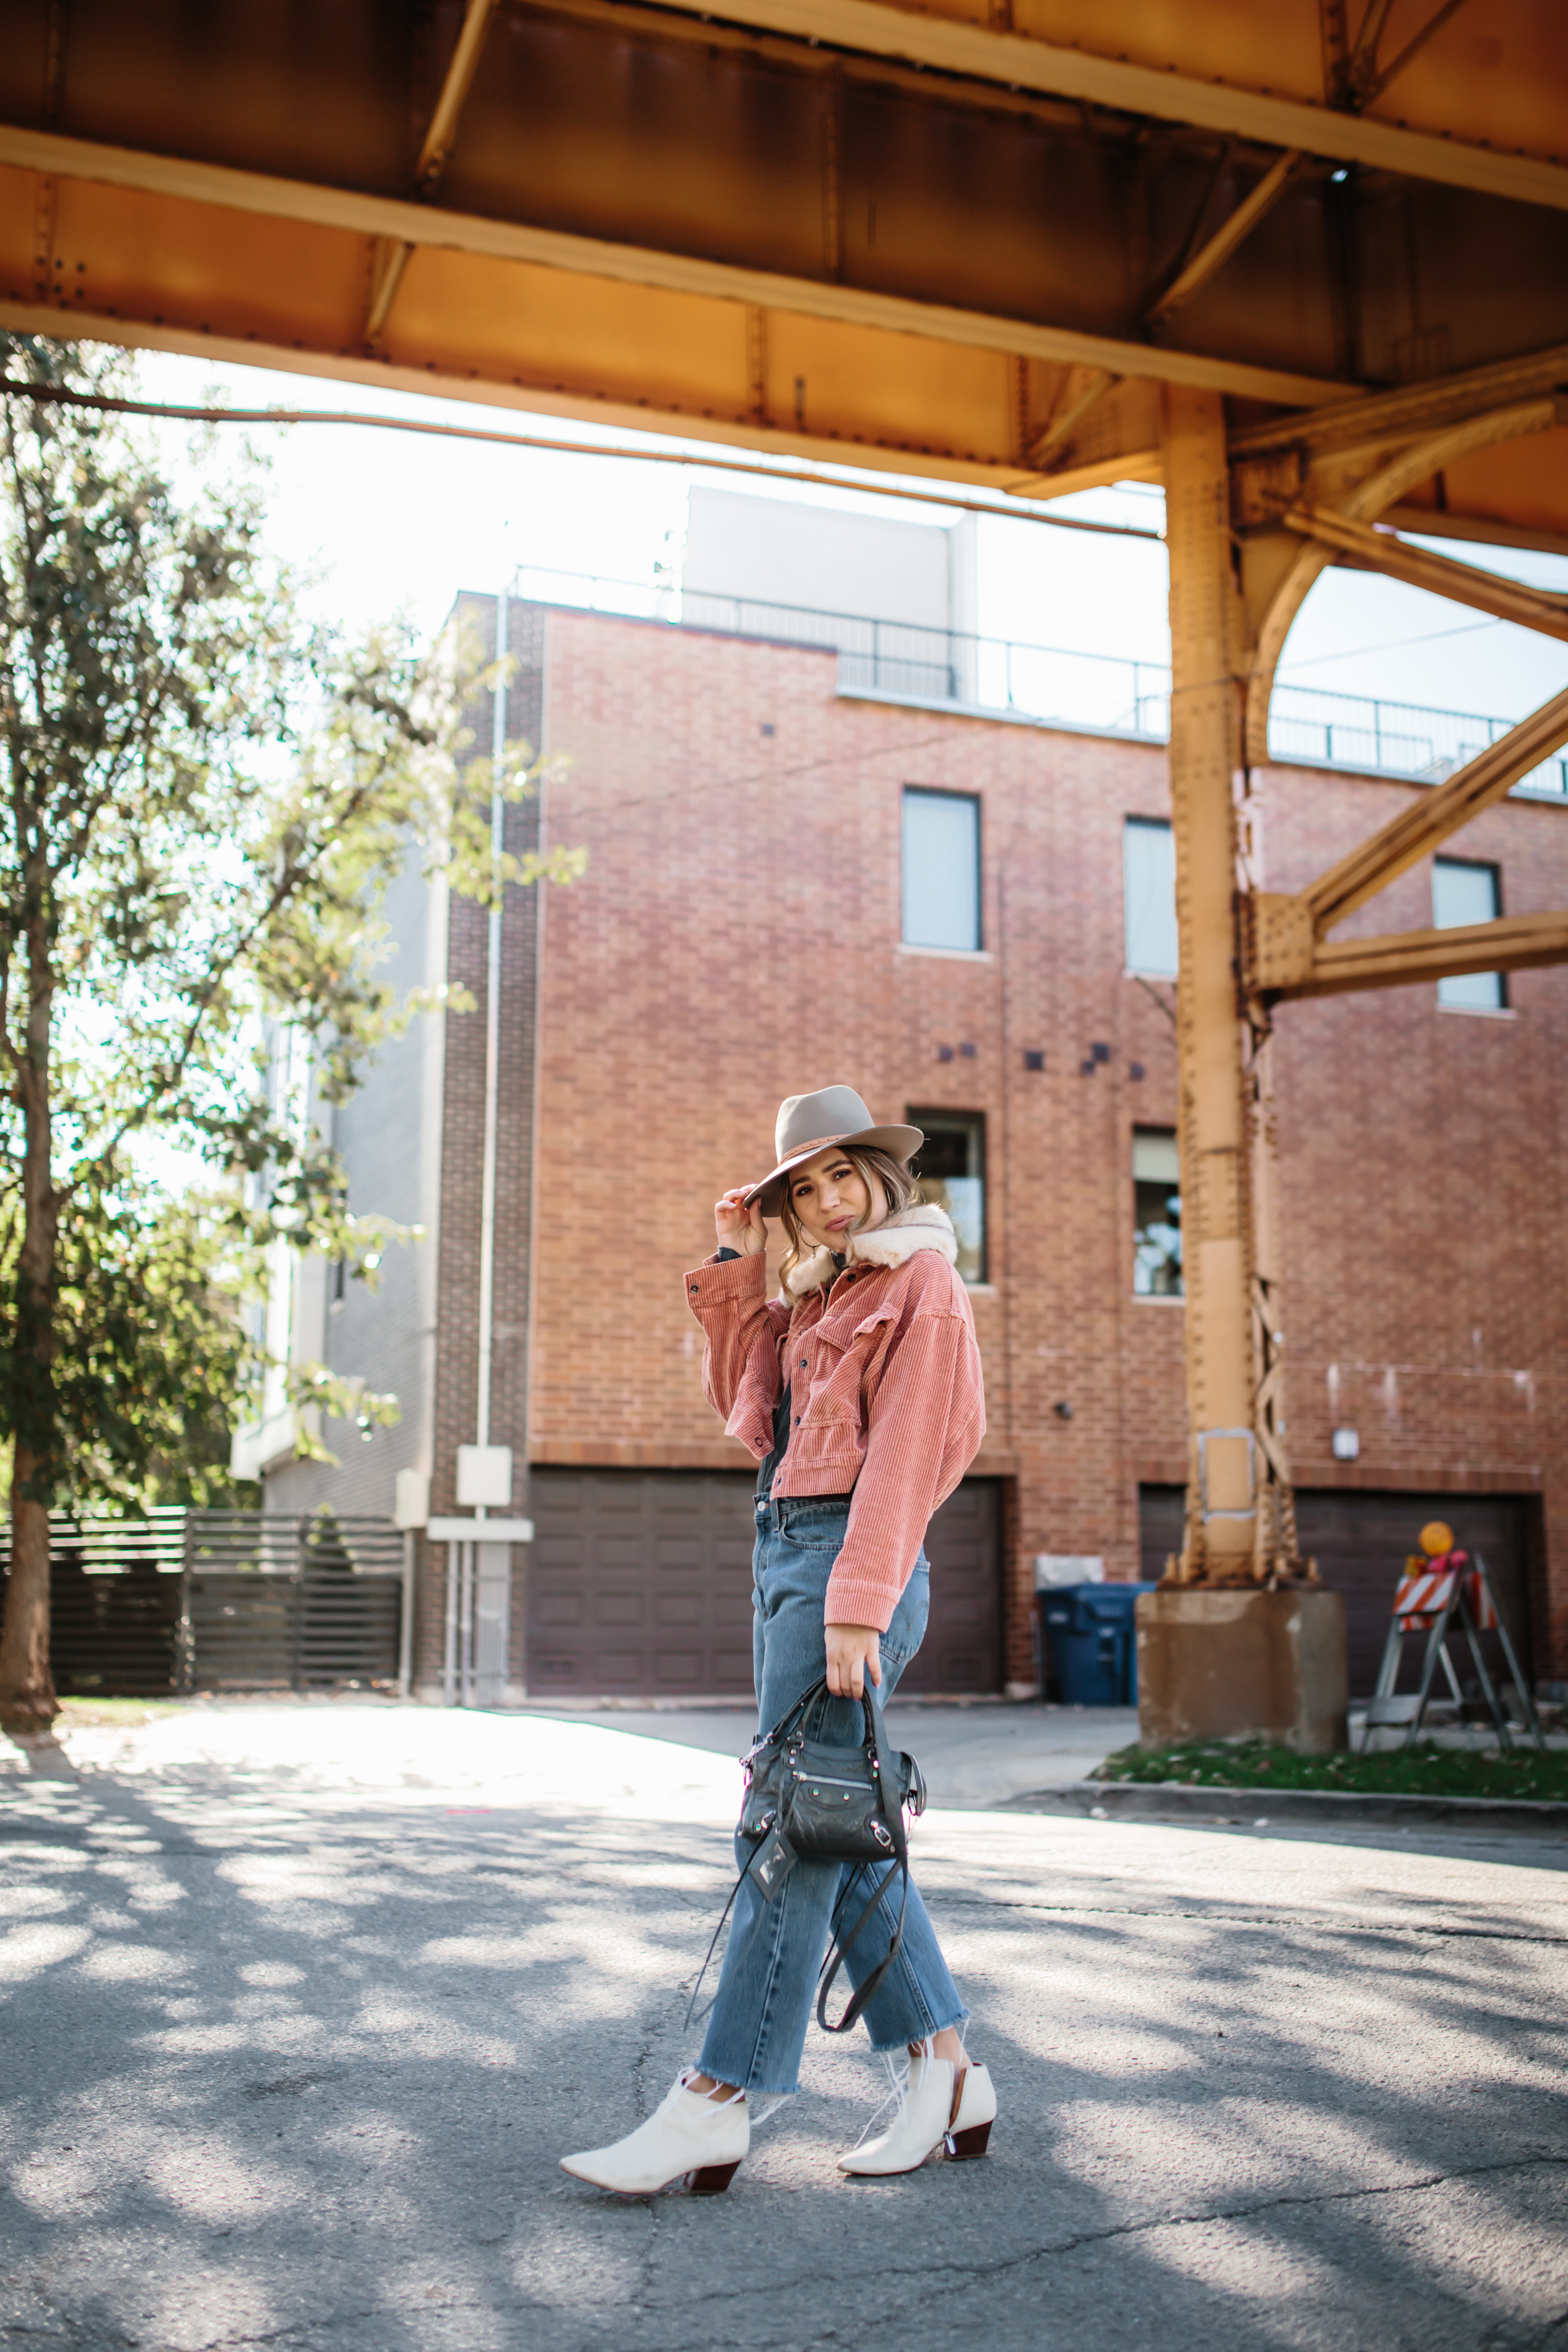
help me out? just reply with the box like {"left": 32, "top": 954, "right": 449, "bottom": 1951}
{"left": 1164, "top": 385, "right": 1257, "bottom": 1578}
{"left": 1138, "top": 385, "right": 1347, "bottom": 1752}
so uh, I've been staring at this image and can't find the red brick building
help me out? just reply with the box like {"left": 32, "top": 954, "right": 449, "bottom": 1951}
{"left": 254, "top": 532, "right": 1568, "bottom": 1709}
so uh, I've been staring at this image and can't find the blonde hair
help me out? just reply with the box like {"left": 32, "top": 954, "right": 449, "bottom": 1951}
{"left": 778, "top": 1145, "right": 920, "bottom": 1303}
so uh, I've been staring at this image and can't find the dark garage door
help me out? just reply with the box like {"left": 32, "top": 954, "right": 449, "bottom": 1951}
{"left": 529, "top": 1471, "right": 756, "bottom": 1696}
{"left": 1139, "top": 1484, "right": 1536, "bottom": 1698}
{"left": 529, "top": 1469, "right": 1003, "bottom": 1698}
{"left": 900, "top": 1477, "right": 1004, "bottom": 1695}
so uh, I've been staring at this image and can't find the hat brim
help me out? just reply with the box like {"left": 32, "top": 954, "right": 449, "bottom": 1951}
{"left": 743, "top": 1124, "right": 925, "bottom": 1217}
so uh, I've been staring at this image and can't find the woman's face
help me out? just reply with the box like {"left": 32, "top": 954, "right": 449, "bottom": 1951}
{"left": 788, "top": 1149, "right": 888, "bottom": 1251}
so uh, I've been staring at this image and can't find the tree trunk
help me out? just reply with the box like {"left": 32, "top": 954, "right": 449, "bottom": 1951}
{"left": 0, "top": 1446, "right": 56, "bottom": 1738}
{"left": 0, "top": 917, "right": 59, "bottom": 1741}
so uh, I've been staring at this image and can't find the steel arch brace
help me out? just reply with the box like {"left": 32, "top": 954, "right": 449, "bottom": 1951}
{"left": 1240, "top": 398, "right": 1563, "bottom": 768}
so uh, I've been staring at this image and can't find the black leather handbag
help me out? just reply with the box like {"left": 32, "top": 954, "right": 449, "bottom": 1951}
{"left": 691, "top": 1677, "right": 927, "bottom": 2035}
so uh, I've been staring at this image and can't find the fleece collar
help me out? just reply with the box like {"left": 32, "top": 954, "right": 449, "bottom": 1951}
{"left": 783, "top": 1203, "right": 959, "bottom": 1298}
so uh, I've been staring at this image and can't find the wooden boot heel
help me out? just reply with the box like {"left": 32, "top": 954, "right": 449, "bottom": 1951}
{"left": 689, "top": 2161, "right": 742, "bottom": 2194}
{"left": 942, "top": 2061, "right": 997, "bottom": 2160}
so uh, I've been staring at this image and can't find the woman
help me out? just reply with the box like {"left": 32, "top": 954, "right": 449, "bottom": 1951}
{"left": 561, "top": 1087, "right": 994, "bottom": 2195}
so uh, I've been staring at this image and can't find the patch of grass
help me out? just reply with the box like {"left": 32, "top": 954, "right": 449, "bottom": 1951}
{"left": 1093, "top": 1738, "right": 1568, "bottom": 1802}
{"left": 56, "top": 1696, "right": 184, "bottom": 1728}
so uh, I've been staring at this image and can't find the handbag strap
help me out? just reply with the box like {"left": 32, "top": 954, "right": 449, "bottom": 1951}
{"left": 816, "top": 1808, "right": 910, "bottom": 2034}
{"left": 795, "top": 1673, "right": 891, "bottom": 1763}
{"left": 813, "top": 1672, "right": 911, "bottom": 2033}
{"left": 683, "top": 1822, "right": 771, "bottom": 2031}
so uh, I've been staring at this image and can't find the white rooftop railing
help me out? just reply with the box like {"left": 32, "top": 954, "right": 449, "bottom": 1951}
{"left": 509, "top": 563, "right": 1568, "bottom": 801}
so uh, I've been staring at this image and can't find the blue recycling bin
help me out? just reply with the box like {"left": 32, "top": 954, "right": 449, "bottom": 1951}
{"left": 1037, "top": 1582, "right": 1158, "bottom": 1706}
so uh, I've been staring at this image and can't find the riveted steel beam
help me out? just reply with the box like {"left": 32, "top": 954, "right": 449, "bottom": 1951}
{"left": 0, "top": 124, "right": 1352, "bottom": 411}
{"left": 626, "top": 0, "right": 1568, "bottom": 212}
{"left": 1146, "top": 151, "right": 1302, "bottom": 328}
{"left": 364, "top": 0, "right": 501, "bottom": 340}
{"left": 1282, "top": 503, "right": 1568, "bottom": 641}
{"left": 1229, "top": 345, "right": 1568, "bottom": 460}
{"left": 1269, "top": 908, "right": 1568, "bottom": 1002}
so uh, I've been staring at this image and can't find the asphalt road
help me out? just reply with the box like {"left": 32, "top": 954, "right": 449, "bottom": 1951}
{"left": 1, "top": 1702, "right": 1565, "bottom": 2352}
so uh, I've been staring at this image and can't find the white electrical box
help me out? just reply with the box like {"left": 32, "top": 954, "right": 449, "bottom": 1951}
{"left": 393, "top": 1468, "right": 429, "bottom": 1530}
{"left": 456, "top": 1444, "right": 513, "bottom": 1507}
{"left": 1034, "top": 1554, "right": 1106, "bottom": 1590}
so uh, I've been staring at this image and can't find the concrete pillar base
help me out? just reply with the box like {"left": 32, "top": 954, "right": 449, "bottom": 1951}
{"left": 1135, "top": 1588, "right": 1348, "bottom": 1754}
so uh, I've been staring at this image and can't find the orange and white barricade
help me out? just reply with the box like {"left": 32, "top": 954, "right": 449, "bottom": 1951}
{"left": 1391, "top": 1554, "right": 1497, "bottom": 1634}
{"left": 1362, "top": 1523, "right": 1542, "bottom": 1752}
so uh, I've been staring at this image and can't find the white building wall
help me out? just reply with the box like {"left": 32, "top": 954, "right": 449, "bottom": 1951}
{"left": 255, "top": 841, "right": 446, "bottom": 1520}
{"left": 683, "top": 487, "right": 976, "bottom": 635}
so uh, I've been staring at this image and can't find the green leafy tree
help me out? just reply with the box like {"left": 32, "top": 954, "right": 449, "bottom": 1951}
{"left": 0, "top": 336, "right": 580, "bottom": 1740}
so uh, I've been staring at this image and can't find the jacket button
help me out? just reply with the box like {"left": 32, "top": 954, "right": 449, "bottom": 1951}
{"left": 690, "top": 1284, "right": 699, "bottom": 1292}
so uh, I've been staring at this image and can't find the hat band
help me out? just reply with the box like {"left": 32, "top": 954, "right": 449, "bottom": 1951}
{"left": 778, "top": 1135, "right": 844, "bottom": 1164}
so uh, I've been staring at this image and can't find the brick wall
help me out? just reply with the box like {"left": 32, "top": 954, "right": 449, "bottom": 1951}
{"left": 528, "top": 605, "right": 1568, "bottom": 1687}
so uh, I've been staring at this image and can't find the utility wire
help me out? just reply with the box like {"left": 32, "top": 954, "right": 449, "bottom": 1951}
{"left": 0, "top": 378, "right": 1164, "bottom": 543}
{"left": 1279, "top": 617, "right": 1501, "bottom": 671}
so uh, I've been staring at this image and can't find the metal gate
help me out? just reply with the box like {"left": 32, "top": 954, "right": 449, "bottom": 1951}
{"left": 0, "top": 1509, "right": 408, "bottom": 1696}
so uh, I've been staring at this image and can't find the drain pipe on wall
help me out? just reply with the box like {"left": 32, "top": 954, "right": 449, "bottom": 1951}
{"left": 444, "top": 581, "right": 509, "bottom": 1707}
{"left": 475, "top": 580, "right": 508, "bottom": 1476}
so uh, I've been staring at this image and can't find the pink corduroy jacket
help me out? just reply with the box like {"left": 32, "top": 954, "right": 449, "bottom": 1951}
{"left": 682, "top": 1204, "right": 986, "bottom": 1631}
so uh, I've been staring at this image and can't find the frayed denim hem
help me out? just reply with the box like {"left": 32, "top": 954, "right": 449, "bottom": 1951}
{"left": 865, "top": 2003, "right": 969, "bottom": 2058}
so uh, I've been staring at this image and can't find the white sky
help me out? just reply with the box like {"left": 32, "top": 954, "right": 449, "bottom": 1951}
{"left": 131, "top": 348, "right": 1567, "bottom": 736}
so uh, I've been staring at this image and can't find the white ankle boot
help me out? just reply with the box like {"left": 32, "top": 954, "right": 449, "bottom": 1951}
{"left": 836, "top": 2055, "right": 996, "bottom": 2177}
{"left": 560, "top": 2072, "right": 749, "bottom": 2195}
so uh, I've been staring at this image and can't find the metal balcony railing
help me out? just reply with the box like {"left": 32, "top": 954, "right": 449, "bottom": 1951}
{"left": 509, "top": 563, "right": 1568, "bottom": 800}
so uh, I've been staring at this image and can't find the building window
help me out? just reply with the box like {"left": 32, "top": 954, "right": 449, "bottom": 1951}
{"left": 1124, "top": 816, "right": 1178, "bottom": 977}
{"left": 909, "top": 1110, "right": 986, "bottom": 1284}
{"left": 1133, "top": 1128, "right": 1183, "bottom": 1297}
{"left": 1433, "top": 857, "right": 1505, "bottom": 1011}
{"left": 903, "top": 788, "right": 980, "bottom": 951}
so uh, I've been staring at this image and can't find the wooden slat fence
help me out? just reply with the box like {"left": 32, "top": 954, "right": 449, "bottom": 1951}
{"left": 0, "top": 1510, "right": 407, "bottom": 1696}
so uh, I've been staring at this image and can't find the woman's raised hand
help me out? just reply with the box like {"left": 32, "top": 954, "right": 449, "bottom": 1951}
{"left": 715, "top": 1187, "right": 766, "bottom": 1256}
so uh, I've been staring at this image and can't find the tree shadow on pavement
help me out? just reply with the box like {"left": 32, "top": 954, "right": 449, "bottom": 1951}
{"left": 1, "top": 1763, "right": 1565, "bottom": 2352}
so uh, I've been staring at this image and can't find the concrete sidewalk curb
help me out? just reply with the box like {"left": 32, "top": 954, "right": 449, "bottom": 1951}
{"left": 1000, "top": 1778, "right": 1568, "bottom": 1833}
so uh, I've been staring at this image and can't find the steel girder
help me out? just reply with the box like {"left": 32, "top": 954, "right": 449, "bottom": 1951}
{"left": 1, "top": 0, "right": 1567, "bottom": 524}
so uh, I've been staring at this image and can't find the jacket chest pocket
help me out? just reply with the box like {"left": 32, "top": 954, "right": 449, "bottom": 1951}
{"left": 804, "top": 1304, "right": 898, "bottom": 1415}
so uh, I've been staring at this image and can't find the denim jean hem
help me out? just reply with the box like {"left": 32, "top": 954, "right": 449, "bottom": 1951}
{"left": 864, "top": 2002, "right": 969, "bottom": 2057}
{"left": 721, "top": 2066, "right": 806, "bottom": 2097}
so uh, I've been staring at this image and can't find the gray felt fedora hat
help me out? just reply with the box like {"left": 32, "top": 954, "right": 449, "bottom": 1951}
{"left": 744, "top": 1087, "right": 923, "bottom": 1217}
